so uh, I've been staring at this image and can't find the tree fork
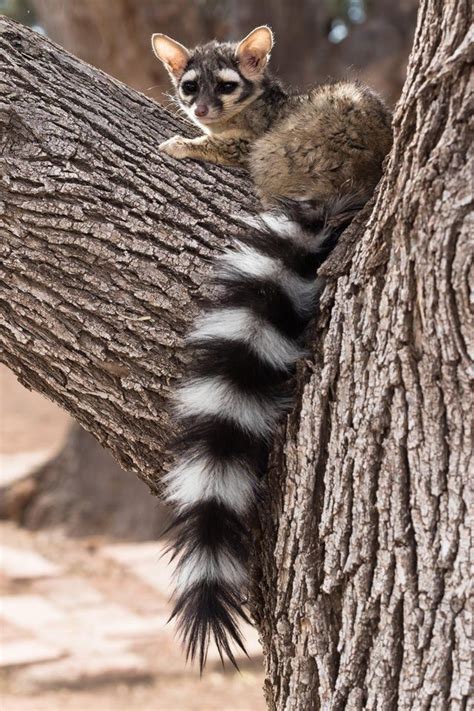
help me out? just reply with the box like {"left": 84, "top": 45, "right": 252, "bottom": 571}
{"left": 0, "top": 6, "right": 471, "bottom": 709}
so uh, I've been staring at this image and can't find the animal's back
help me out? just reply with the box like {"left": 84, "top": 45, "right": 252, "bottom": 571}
{"left": 250, "top": 81, "right": 393, "bottom": 205}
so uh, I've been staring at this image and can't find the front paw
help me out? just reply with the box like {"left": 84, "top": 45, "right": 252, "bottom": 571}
{"left": 158, "top": 136, "right": 192, "bottom": 160}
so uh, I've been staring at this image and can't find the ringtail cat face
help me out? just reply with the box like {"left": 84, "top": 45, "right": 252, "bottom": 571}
{"left": 152, "top": 26, "right": 273, "bottom": 129}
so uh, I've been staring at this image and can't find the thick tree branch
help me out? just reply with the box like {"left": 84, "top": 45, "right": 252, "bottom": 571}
{"left": 0, "top": 18, "right": 257, "bottom": 492}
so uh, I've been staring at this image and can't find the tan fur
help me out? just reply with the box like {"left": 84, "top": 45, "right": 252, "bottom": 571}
{"left": 152, "top": 34, "right": 190, "bottom": 81}
{"left": 236, "top": 26, "right": 274, "bottom": 78}
{"left": 154, "top": 29, "right": 392, "bottom": 207}
{"left": 159, "top": 134, "right": 252, "bottom": 166}
{"left": 250, "top": 83, "right": 393, "bottom": 204}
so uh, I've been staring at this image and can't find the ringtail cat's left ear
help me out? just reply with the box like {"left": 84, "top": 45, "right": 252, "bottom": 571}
{"left": 151, "top": 34, "right": 190, "bottom": 81}
{"left": 236, "top": 26, "right": 274, "bottom": 79}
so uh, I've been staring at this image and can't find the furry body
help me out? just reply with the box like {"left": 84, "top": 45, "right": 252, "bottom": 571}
{"left": 152, "top": 27, "right": 392, "bottom": 668}
{"left": 153, "top": 29, "right": 391, "bottom": 204}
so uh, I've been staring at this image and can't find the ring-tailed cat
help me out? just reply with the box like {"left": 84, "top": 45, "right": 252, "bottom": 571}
{"left": 152, "top": 26, "right": 392, "bottom": 670}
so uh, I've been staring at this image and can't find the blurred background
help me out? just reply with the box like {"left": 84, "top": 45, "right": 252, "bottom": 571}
{"left": 0, "top": 1, "right": 418, "bottom": 709}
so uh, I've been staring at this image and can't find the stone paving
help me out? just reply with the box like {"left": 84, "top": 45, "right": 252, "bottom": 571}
{"left": 0, "top": 545, "right": 61, "bottom": 580}
{"left": 0, "top": 535, "right": 262, "bottom": 692}
{"left": 0, "top": 366, "right": 266, "bottom": 708}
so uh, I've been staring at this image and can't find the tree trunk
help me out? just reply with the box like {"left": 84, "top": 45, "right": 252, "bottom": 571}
{"left": 11, "top": 423, "right": 170, "bottom": 540}
{"left": 0, "top": 7, "right": 471, "bottom": 710}
{"left": 253, "top": 1, "right": 472, "bottom": 708}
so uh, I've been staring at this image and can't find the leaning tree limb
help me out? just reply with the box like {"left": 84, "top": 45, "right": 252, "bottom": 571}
{"left": 0, "top": 7, "right": 471, "bottom": 709}
{"left": 0, "top": 17, "right": 255, "bottom": 492}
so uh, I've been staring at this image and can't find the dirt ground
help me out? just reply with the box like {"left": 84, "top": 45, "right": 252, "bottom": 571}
{"left": 0, "top": 367, "right": 71, "bottom": 456}
{"left": 0, "top": 366, "right": 266, "bottom": 711}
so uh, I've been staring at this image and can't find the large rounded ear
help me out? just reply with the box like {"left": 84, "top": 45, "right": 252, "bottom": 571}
{"left": 236, "top": 26, "right": 274, "bottom": 79}
{"left": 151, "top": 34, "right": 190, "bottom": 81}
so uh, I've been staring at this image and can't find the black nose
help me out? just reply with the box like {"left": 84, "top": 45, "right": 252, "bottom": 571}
{"left": 194, "top": 104, "right": 209, "bottom": 117}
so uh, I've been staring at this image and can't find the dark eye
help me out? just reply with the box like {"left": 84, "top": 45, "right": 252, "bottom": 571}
{"left": 181, "top": 80, "right": 198, "bottom": 94}
{"left": 218, "top": 81, "right": 239, "bottom": 94}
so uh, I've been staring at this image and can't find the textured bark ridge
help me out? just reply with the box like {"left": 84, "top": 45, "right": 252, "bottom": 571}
{"left": 0, "top": 7, "right": 471, "bottom": 709}
{"left": 254, "top": 1, "right": 472, "bottom": 709}
{"left": 0, "top": 18, "right": 254, "bottom": 492}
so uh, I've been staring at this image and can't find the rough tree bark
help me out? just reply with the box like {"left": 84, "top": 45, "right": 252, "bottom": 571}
{"left": 0, "top": 6, "right": 471, "bottom": 711}
{"left": 17, "top": 0, "right": 416, "bottom": 536}
{"left": 252, "top": 2, "right": 472, "bottom": 708}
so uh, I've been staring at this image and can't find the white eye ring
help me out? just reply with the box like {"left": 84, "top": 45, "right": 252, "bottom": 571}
{"left": 216, "top": 68, "right": 241, "bottom": 83}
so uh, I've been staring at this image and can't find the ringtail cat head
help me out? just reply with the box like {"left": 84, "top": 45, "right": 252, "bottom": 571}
{"left": 151, "top": 26, "right": 274, "bottom": 129}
